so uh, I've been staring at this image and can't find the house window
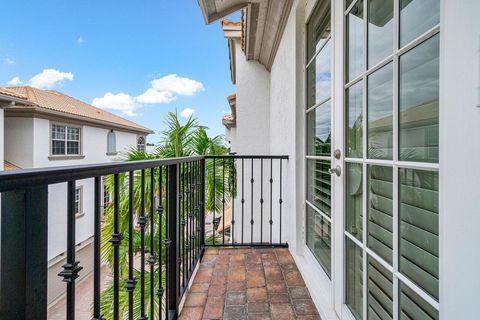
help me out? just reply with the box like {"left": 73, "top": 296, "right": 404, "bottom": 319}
{"left": 137, "top": 136, "right": 146, "bottom": 152}
{"left": 75, "top": 187, "right": 82, "bottom": 216}
{"left": 103, "top": 178, "right": 111, "bottom": 208}
{"left": 107, "top": 130, "right": 116, "bottom": 154}
{"left": 51, "top": 124, "right": 81, "bottom": 155}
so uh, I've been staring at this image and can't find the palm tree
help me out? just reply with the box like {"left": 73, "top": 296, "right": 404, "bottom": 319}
{"left": 99, "top": 111, "right": 229, "bottom": 319}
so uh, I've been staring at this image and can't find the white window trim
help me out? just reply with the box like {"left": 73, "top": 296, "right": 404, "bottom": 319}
{"left": 107, "top": 129, "right": 117, "bottom": 155}
{"left": 75, "top": 186, "right": 84, "bottom": 218}
{"left": 137, "top": 136, "right": 146, "bottom": 152}
{"left": 49, "top": 122, "right": 84, "bottom": 160}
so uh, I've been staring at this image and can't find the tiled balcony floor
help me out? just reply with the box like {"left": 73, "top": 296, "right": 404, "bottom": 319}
{"left": 179, "top": 247, "right": 320, "bottom": 320}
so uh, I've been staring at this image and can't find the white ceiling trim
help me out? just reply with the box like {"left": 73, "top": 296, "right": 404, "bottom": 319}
{"left": 198, "top": 0, "right": 294, "bottom": 71}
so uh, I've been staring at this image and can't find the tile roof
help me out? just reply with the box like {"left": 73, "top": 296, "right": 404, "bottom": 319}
{"left": 221, "top": 19, "right": 241, "bottom": 28}
{"left": 2, "top": 86, "right": 152, "bottom": 134}
{"left": 222, "top": 114, "right": 234, "bottom": 122}
{"left": 0, "top": 87, "right": 28, "bottom": 100}
{"left": 222, "top": 114, "right": 236, "bottom": 129}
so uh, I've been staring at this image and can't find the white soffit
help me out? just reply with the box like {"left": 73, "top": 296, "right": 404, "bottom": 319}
{"left": 198, "top": 0, "right": 294, "bottom": 71}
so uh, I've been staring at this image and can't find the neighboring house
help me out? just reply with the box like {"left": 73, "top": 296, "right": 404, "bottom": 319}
{"left": 202, "top": 1, "right": 480, "bottom": 319}
{"left": 0, "top": 88, "right": 31, "bottom": 171}
{"left": 222, "top": 93, "right": 237, "bottom": 148}
{"left": 0, "top": 86, "right": 153, "bottom": 304}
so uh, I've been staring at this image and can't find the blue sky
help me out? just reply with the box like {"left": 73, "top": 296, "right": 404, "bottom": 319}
{"left": 0, "top": 1, "right": 237, "bottom": 143}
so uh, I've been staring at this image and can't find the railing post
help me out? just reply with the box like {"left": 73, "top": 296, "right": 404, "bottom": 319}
{"left": 0, "top": 186, "right": 48, "bottom": 320}
{"left": 167, "top": 163, "right": 180, "bottom": 319}
{"left": 200, "top": 158, "right": 206, "bottom": 248}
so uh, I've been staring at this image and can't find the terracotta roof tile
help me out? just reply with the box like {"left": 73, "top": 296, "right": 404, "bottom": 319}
{"left": 222, "top": 114, "right": 234, "bottom": 122}
{"left": 222, "top": 114, "right": 236, "bottom": 129}
{"left": 0, "top": 87, "right": 28, "bottom": 100}
{"left": 2, "top": 86, "right": 152, "bottom": 133}
{"left": 221, "top": 19, "right": 241, "bottom": 28}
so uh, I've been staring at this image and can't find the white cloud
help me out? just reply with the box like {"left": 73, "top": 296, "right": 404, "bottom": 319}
{"left": 136, "top": 88, "right": 175, "bottom": 104}
{"left": 7, "top": 77, "right": 23, "bottom": 85}
{"left": 28, "top": 69, "right": 74, "bottom": 89}
{"left": 77, "top": 36, "right": 85, "bottom": 44}
{"left": 92, "top": 92, "right": 140, "bottom": 116}
{"left": 4, "top": 58, "right": 15, "bottom": 65}
{"left": 150, "top": 74, "right": 204, "bottom": 96}
{"left": 93, "top": 74, "right": 204, "bottom": 117}
{"left": 180, "top": 108, "right": 195, "bottom": 118}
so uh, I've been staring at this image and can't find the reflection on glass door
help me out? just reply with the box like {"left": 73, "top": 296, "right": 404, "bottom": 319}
{"left": 305, "top": 0, "right": 333, "bottom": 278}
{"left": 343, "top": 0, "right": 440, "bottom": 319}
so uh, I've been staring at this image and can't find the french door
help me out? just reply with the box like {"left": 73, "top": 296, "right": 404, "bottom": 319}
{"left": 305, "top": 0, "right": 440, "bottom": 319}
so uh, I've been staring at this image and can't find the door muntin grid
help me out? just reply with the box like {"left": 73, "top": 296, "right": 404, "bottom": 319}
{"left": 343, "top": 0, "right": 440, "bottom": 319}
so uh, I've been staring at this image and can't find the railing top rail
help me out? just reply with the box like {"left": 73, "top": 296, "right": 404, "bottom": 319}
{"left": 205, "top": 155, "right": 289, "bottom": 159}
{"left": 0, "top": 156, "right": 205, "bottom": 192}
{"left": 0, "top": 154, "right": 289, "bottom": 192}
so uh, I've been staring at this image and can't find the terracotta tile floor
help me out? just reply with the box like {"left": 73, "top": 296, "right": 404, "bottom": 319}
{"left": 179, "top": 247, "right": 320, "bottom": 320}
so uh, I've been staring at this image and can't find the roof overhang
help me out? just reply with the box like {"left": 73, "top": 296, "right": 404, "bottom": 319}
{"left": 222, "top": 93, "right": 237, "bottom": 129}
{"left": 0, "top": 93, "right": 31, "bottom": 108}
{"left": 222, "top": 20, "right": 242, "bottom": 84}
{"left": 4, "top": 106, "right": 154, "bottom": 135}
{"left": 198, "top": 0, "right": 294, "bottom": 71}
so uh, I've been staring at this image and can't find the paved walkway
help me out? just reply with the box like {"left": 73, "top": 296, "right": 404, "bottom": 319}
{"left": 179, "top": 247, "right": 320, "bottom": 320}
{"left": 47, "top": 265, "right": 110, "bottom": 320}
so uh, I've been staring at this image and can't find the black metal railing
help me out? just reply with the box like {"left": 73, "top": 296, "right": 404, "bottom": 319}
{"left": 0, "top": 154, "right": 287, "bottom": 320}
{"left": 204, "top": 155, "right": 288, "bottom": 247}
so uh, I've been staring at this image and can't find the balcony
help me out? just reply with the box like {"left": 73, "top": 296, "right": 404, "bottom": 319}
{"left": 0, "top": 154, "right": 317, "bottom": 320}
{"left": 179, "top": 247, "right": 319, "bottom": 320}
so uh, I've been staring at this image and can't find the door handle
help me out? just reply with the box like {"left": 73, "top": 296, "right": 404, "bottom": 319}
{"left": 329, "top": 165, "right": 341, "bottom": 176}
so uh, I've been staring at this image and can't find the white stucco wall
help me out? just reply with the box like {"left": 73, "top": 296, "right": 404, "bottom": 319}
{"left": 439, "top": 0, "right": 480, "bottom": 318}
{"left": 4, "top": 117, "right": 34, "bottom": 168}
{"left": 268, "top": 1, "right": 337, "bottom": 319}
{"left": 234, "top": 38, "right": 271, "bottom": 155}
{"left": 31, "top": 118, "right": 139, "bottom": 168}
{"left": 48, "top": 179, "right": 95, "bottom": 260}
{"left": 4, "top": 116, "right": 146, "bottom": 260}
{"left": 224, "top": 126, "right": 237, "bottom": 152}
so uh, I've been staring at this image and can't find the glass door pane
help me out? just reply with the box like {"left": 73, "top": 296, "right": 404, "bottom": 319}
{"left": 307, "top": 159, "right": 332, "bottom": 216}
{"left": 306, "top": 205, "right": 332, "bottom": 276}
{"left": 367, "top": 165, "right": 393, "bottom": 265}
{"left": 399, "top": 168, "right": 439, "bottom": 300}
{"left": 400, "top": 0, "right": 440, "bottom": 47}
{"left": 346, "top": 81, "right": 363, "bottom": 158}
{"left": 367, "top": 0, "right": 394, "bottom": 67}
{"left": 367, "top": 63, "right": 393, "bottom": 160}
{"left": 399, "top": 35, "right": 439, "bottom": 163}
{"left": 305, "top": 0, "right": 332, "bottom": 279}
{"left": 307, "top": 100, "right": 332, "bottom": 156}
{"left": 399, "top": 282, "right": 439, "bottom": 320}
{"left": 347, "top": 0, "right": 364, "bottom": 81}
{"left": 346, "top": 163, "right": 363, "bottom": 241}
{"left": 368, "top": 256, "right": 393, "bottom": 320}
{"left": 346, "top": 237, "right": 363, "bottom": 320}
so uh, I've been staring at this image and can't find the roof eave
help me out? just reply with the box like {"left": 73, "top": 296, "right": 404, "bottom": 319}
{"left": 5, "top": 106, "right": 154, "bottom": 135}
{"left": 198, "top": 0, "right": 294, "bottom": 71}
{"left": 0, "top": 94, "right": 31, "bottom": 107}
{"left": 197, "top": 0, "right": 248, "bottom": 24}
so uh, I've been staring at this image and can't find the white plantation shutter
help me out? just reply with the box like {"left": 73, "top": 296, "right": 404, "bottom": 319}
{"left": 399, "top": 168, "right": 439, "bottom": 300}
